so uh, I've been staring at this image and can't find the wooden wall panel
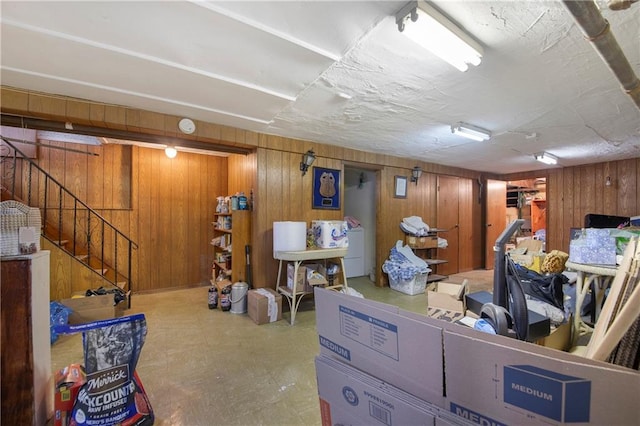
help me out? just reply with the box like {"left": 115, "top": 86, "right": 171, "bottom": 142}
{"left": 436, "top": 176, "right": 460, "bottom": 276}
{"left": 618, "top": 159, "right": 637, "bottom": 217}
{"left": 135, "top": 147, "right": 152, "bottom": 292}
{"left": 603, "top": 161, "right": 618, "bottom": 215}
{"left": 86, "top": 144, "right": 103, "bottom": 208}
{"left": 458, "top": 177, "right": 474, "bottom": 272}
{"left": 544, "top": 158, "right": 639, "bottom": 253}
{"left": 171, "top": 154, "right": 189, "bottom": 289}
{"left": 187, "top": 154, "right": 204, "bottom": 286}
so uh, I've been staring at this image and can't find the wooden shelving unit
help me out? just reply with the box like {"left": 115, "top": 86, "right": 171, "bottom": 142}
{"left": 211, "top": 209, "right": 251, "bottom": 283}
{"left": 408, "top": 229, "right": 448, "bottom": 284}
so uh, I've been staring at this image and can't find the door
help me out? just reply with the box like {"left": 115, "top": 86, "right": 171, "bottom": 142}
{"left": 436, "top": 175, "right": 459, "bottom": 276}
{"left": 485, "top": 179, "right": 506, "bottom": 269}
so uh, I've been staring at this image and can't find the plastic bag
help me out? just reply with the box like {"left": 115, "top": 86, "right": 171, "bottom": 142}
{"left": 50, "top": 301, "right": 72, "bottom": 344}
{"left": 514, "top": 263, "right": 566, "bottom": 310}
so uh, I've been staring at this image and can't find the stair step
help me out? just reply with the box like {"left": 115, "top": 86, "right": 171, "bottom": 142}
{"left": 74, "top": 254, "right": 89, "bottom": 261}
{"left": 92, "top": 267, "right": 108, "bottom": 275}
{"left": 54, "top": 239, "right": 69, "bottom": 246}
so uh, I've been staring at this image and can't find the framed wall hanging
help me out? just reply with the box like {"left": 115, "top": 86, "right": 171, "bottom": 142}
{"left": 394, "top": 175, "right": 407, "bottom": 198}
{"left": 312, "top": 167, "right": 341, "bottom": 209}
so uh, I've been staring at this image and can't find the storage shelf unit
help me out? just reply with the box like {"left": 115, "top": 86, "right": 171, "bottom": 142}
{"left": 211, "top": 209, "right": 251, "bottom": 283}
{"left": 408, "top": 229, "right": 448, "bottom": 284}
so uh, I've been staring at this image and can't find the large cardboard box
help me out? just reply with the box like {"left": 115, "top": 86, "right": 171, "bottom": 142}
{"left": 247, "top": 288, "right": 282, "bottom": 325}
{"left": 315, "top": 288, "right": 640, "bottom": 425}
{"left": 443, "top": 326, "right": 640, "bottom": 425}
{"left": 315, "top": 355, "right": 438, "bottom": 426}
{"left": 314, "top": 287, "right": 445, "bottom": 407}
{"left": 60, "top": 292, "right": 126, "bottom": 324}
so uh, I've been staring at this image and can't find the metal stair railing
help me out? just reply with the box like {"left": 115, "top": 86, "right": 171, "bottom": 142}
{"left": 1, "top": 135, "right": 138, "bottom": 303}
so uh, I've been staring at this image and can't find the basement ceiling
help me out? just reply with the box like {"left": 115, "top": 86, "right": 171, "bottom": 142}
{"left": 1, "top": 1, "right": 639, "bottom": 174}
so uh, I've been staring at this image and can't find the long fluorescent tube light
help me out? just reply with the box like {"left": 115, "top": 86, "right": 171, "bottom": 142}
{"left": 534, "top": 152, "right": 558, "bottom": 165}
{"left": 451, "top": 122, "right": 491, "bottom": 141}
{"left": 396, "top": 1, "right": 483, "bottom": 72}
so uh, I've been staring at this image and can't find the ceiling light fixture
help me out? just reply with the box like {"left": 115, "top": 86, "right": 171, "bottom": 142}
{"left": 534, "top": 152, "right": 558, "bottom": 165}
{"left": 165, "top": 146, "right": 177, "bottom": 159}
{"left": 395, "top": 1, "right": 483, "bottom": 72}
{"left": 451, "top": 122, "right": 491, "bottom": 141}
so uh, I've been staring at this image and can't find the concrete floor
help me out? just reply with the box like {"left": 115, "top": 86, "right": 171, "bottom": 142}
{"left": 51, "top": 270, "right": 494, "bottom": 425}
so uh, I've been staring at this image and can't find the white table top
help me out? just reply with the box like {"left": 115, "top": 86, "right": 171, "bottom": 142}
{"left": 274, "top": 247, "right": 348, "bottom": 261}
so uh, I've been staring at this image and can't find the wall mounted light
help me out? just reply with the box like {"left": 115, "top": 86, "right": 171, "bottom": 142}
{"left": 300, "top": 149, "right": 316, "bottom": 176}
{"left": 165, "top": 146, "right": 177, "bottom": 159}
{"left": 605, "top": 176, "right": 612, "bottom": 186}
{"left": 534, "top": 152, "right": 558, "bottom": 165}
{"left": 411, "top": 166, "right": 423, "bottom": 184}
{"left": 395, "top": 1, "right": 483, "bottom": 72}
{"left": 451, "top": 122, "right": 491, "bottom": 141}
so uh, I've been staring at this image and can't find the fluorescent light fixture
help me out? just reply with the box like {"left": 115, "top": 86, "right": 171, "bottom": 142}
{"left": 451, "top": 122, "right": 491, "bottom": 141}
{"left": 534, "top": 152, "right": 558, "bottom": 165}
{"left": 396, "top": 1, "right": 483, "bottom": 72}
{"left": 37, "top": 130, "right": 101, "bottom": 145}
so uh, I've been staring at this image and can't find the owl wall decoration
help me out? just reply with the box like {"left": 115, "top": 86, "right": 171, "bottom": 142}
{"left": 312, "top": 167, "right": 341, "bottom": 209}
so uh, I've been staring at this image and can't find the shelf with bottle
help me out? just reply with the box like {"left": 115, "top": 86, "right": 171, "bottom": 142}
{"left": 210, "top": 198, "right": 251, "bottom": 283}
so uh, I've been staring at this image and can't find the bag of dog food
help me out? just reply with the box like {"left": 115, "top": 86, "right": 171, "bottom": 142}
{"left": 55, "top": 314, "right": 154, "bottom": 425}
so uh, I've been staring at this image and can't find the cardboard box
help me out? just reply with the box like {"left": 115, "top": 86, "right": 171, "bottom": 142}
{"left": 305, "top": 263, "right": 329, "bottom": 287}
{"left": 314, "top": 287, "right": 445, "bottom": 407}
{"left": 427, "top": 281, "right": 468, "bottom": 314}
{"left": 405, "top": 235, "right": 438, "bottom": 249}
{"left": 315, "top": 288, "right": 640, "bottom": 426}
{"left": 287, "top": 264, "right": 309, "bottom": 292}
{"left": 247, "top": 288, "right": 282, "bottom": 325}
{"left": 443, "top": 327, "right": 640, "bottom": 425}
{"left": 535, "top": 319, "right": 572, "bottom": 351}
{"left": 315, "top": 355, "right": 437, "bottom": 426}
{"left": 60, "top": 292, "right": 126, "bottom": 324}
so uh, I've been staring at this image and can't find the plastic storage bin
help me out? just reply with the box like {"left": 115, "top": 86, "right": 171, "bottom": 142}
{"left": 389, "top": 272, "right": 429, "bottom": 295}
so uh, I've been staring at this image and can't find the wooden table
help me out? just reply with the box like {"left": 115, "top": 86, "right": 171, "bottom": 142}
{"left": 565, "top": 261, "right": 618, "bottom": 345}
{"left": 275, "top": 247, "right": 348, "bottom": 325}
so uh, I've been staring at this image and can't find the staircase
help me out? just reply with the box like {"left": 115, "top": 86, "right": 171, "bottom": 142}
{"left": 1, "top": 135, "right": 137, "bottom": 304}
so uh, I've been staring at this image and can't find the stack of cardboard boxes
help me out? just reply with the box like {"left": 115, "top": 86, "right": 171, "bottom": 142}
{"left": 313, "top": 288, "right": 640, "bottom": 425}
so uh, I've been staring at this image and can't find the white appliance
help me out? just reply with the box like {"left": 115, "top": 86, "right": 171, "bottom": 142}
{"left": 344, "top": 228, "right": 365, "bottom": 278}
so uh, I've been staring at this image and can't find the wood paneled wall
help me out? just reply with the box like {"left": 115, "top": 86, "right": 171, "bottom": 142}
{"left": 16, "top": 143, "right": 230, "bottom": 297}
{"left": 545, "top": 159, "right": 640, "bottom": 253}
{"left": 0, "top": 86, "right": 505, "bottom": 295}
{"left": 503, "top": 159, "right": 639, "bottom": 255}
